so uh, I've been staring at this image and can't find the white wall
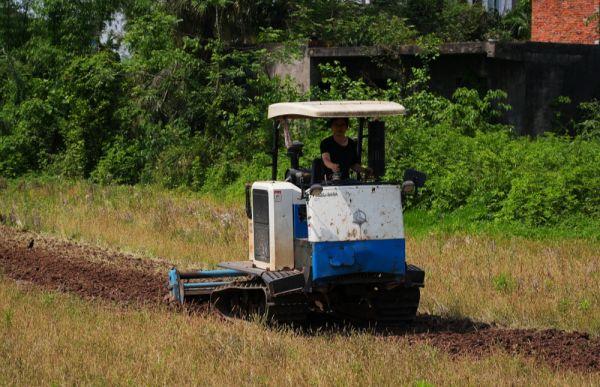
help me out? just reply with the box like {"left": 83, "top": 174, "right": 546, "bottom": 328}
{"left": 467, "top": 0, "right": 514, "bottom": 15}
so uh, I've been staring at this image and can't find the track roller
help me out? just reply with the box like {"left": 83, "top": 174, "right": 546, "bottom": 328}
{"left": 211, "top": 278, "right": 308, "bottom": 324}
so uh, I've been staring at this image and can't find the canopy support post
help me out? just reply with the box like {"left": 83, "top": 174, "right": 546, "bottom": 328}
{"left": 357, "top": 118, "right": 366, "bottom": 181}
{"left": 271, "top": 120, "right": 279, "bottom": 181}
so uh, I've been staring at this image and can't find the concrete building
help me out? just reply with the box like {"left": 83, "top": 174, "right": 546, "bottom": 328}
{"left": 269, "top": 2, "right": 600, "bottom": 135}
{"left": 269, "top": 43, "right": 599, "bottom": 135}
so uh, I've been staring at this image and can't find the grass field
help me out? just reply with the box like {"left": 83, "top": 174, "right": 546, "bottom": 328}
{"left": 2, "top": 279, "right": 598, "bottom": 386}
{"left": 0, "top": 178, "right": 599, "bottom": 384}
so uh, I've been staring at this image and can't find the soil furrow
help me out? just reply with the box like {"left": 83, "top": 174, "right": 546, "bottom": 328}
{"left": 0, "top": 225, "right": 167, "bottom": 306}
{"left": 0, "top": 225, "right": 598, "bottom": 373}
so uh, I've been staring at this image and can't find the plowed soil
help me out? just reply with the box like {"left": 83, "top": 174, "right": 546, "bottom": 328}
{"left": 0, "top": 225, "right": 167, "bottom": 306}
{"left": 0, "top": 225, "right": 598, "bottom": 373}
{"left": 402, "top": 316, "right": 599, "bottom": 372}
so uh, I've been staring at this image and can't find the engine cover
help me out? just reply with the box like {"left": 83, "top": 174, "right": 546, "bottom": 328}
{"left": 306, "top": 185, "right": 404, "bottom": 242}
{"left": 251, "top": 181, "right": 303, "bottom": 270}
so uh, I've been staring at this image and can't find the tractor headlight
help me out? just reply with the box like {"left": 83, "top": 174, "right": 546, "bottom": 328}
{"left": 308, "top": 184, "right": 323, "bottom": 196}
{"left": 402, "top": 180, "right": 415, "bottom": 194}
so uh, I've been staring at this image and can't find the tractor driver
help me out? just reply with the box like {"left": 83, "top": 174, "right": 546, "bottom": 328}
{"left": 320, "top": 117, "right": 372, "bottom": 181}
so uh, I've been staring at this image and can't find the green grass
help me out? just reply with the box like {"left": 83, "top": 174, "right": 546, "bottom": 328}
{"left": 404, "top": 206, "right": 600, "bottom": 241}
{"left": 1, "top": 177, "right": 598, "bottom": 335}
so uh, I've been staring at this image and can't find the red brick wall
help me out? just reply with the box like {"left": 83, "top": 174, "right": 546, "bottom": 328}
{"left": 532, "top": 0, "right": 600, "bottom": 44}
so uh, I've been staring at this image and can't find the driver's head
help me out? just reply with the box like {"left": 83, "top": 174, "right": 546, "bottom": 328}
{"left": 329, "top": 117, "right": 349, "bottom": 136}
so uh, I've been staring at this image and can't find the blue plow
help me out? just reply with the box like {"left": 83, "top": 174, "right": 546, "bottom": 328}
{"left": 168, "top": 268, "right": 247, "bottom": 304}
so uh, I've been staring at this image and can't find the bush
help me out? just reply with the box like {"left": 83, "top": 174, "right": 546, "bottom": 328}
{"left": 0, "top": 1, "right": 597, "bottom": 230}
{"left": 312, "top": 63, "right": 600, "bottom": 226}
{"left": 575, "top": 100, "right": 600, "bottom": 140}
{"left": 91, "top": 140, "right": 144, "bottom": 185}
{"left": 288, "top": 0, "right": 521, "bottom": 47}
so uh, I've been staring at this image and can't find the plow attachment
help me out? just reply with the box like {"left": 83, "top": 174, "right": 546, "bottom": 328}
{"left": 168, "top": 268, "right": 248, "bottom": 304}
{"left": 167, "top": 263, "right": 308, "bottom": 322}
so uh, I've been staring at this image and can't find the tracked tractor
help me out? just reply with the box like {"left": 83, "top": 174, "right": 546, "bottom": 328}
{"left": 168, "top": 101, "right": 426, "bottom": 324}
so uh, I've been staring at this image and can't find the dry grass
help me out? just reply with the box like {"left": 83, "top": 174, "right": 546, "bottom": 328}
{"left": 0, "top": 279, "right": 598, "bottom": 386}
{"left": 0, "top": 180, "right": 246, "bottom": 269}
{"left": 1, "top": 179, "right": 600, "bottom": 384}
{"left": 1, "top": 179, "right": 598, "bottom": 335}
{"left": 414, "top": 235, "right": 600, "bottom": 334}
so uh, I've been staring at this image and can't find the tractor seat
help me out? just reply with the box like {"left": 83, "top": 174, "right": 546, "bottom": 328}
{"left": 311, "top": 158, "right": 326, "bottom": 185}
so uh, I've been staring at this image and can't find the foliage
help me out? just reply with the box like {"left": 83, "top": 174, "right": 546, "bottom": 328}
{"left": 29, "top": 0, "right": 124, "bottom": 54}
{"left": 0, "top": 0, "right": 598, "bottom": 229}
{"left": 290, "top": 1, "right": 419, "bottom": 47}
{"left": 312, "top": 63, "right": 600, "bottom": 227}
{"left": 287, "top": 0, "right": 528, "bottom": 47}
{"left": 575, "top": 100, "right": 600, "bottom": 140}
{"left": 0, "top": 0, "right": 301, "bottom": 189}
{"left": 436, "top": 0, "right": 498, "bottom": 42}
{"left": 486, "top": 0, "right": 531, "bottom": 41}
{"left": 0, "top": 0, "right": 31, "bottom": 50}
{"left": 584, "top": 6, "right": 600, "bottom": 35}
{"left": 548, "top": 96, "right": 600, "bottom": 139}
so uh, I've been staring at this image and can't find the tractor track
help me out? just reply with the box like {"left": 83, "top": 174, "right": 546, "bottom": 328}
{"left": 0, "top": 225, "right": 598, "bottom": 373}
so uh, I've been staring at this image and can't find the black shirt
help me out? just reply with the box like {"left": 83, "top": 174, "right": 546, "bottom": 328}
{"left": 320, "top": 135, "right": 359, "bottom": 180}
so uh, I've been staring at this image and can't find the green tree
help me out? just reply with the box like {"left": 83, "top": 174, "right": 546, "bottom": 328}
{"left": 0, "top": 0, "right": 32, "bottom": 50}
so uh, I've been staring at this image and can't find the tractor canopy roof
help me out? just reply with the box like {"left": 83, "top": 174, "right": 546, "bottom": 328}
{"left": 267, "top": 100, "right": 406, "bottom": 120}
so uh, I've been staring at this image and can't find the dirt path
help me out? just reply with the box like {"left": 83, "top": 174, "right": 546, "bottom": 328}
{"left": 0, "top": 225, "right": 598, "bottom": 373}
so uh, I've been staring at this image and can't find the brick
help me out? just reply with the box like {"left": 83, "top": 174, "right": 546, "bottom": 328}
{"left": 532, "top": 0, "right": 600, "bottom": 44}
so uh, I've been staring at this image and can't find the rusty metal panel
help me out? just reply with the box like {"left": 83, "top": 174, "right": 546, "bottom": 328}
{"left": 294, "top": 238, "right": 312, "bottom": 270}
{"left": 248, "top": 218, "right": 254, "bottom": 261}
{"left": 306, "top": 185, "right": 404, "bottom": 242}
